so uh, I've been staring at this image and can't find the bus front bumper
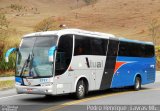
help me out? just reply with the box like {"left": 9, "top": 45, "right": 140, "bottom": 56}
{"left": 15, "top": 84, "right": 56, "bottom": 95}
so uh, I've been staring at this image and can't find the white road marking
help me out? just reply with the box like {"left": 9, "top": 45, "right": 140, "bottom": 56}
{"left": 0, "top": 94, "right": 26, "bottom": 100}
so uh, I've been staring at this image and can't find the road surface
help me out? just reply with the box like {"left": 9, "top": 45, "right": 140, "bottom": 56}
{"left": 0, "top": 72, "right": 160, "bottom": 111}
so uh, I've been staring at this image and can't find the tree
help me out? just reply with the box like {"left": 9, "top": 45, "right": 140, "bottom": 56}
{"left": 0, "top": 13, "right": 9, "bottom": 61}
{"left": 149, "top": 18, "right": 160, "bottom": 45}
{"left": 0, "top": 13, "right": 9, "bottom": 45}
{"left": 0, "top": 13, "right": 9, "bottom": 30}
{"left": 76, "top": 0, "right": 79, "bottom": 8}
{"left": 83, "top": 0, "right": 97, "bottom": 5}
{"left": 34, "top": 17, "right": 58, "bottom": 32}
{"left": 0, "top": 13, "right": 9, "bottom": 41}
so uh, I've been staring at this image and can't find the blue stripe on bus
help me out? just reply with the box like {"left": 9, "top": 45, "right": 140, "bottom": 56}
{"left": 15, "top": 77, "right": 23, "bottom": 84}
{"left": 111, "top": 56, "right": 156, "bottom": 88}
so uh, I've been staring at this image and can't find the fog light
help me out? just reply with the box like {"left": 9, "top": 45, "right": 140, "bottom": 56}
{"left": 45, "top": 89, "right": 52, "bottom": 93}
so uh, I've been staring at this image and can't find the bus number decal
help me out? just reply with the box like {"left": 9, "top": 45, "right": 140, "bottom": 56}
{"left": 40, "top": 78, "right": 49, "bottom": 83}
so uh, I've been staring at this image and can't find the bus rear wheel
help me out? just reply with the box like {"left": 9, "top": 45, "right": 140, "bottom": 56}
{"left": 134, "top": 76, "right": 141, "bottom": 91}
{"left": 75, "top": 80, "right": 86, "bottom": 99}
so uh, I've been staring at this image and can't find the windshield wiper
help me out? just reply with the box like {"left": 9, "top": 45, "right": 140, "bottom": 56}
{"left": 20, "top": 53, "right": 31, "bottom": 77}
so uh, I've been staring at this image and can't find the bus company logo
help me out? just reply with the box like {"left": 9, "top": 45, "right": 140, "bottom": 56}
{"left": 89, "top": 60, "right": 104, "bottom": 68}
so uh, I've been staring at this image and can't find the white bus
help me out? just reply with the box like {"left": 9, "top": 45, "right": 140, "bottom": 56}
{"left": 6, "top": 29, "right": 155, "bottom": 99}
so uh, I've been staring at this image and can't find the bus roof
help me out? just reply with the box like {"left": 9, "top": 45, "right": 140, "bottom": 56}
{"left": 23, "top": 28, "right": 153, "bottom": 45}
{"left": 119, "top": 37, "right": 154, "bottom": 45}
{"left": 23, "top": 28, "right": 115, "bottom": 39}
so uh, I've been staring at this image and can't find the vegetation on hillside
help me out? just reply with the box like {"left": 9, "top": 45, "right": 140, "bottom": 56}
{"left": 34, "top": 17, "right": 59, "bottom": 32}
{"left": 10, "top": 4, "right": 23, "bottom": 12}
{"left": 83, "top": 0, "right": 97, "bottom": 5}
{"left": 156, "top": 46, "right": 160, "bottom": 70}
{"left": 0, "top": 13, "right": 9, "bottom": 63}
{"left": 149, "top": 18, "right": 160, "bottom": 46}
{"left": 0, "top": 13, "right": 19, "bottom": 75}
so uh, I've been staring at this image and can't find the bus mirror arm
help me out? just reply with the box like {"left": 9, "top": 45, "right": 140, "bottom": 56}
{"left": 5, "top": 48, "right": 18, "bottom": 62}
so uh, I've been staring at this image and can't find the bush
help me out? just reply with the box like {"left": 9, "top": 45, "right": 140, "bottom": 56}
{"left": 0, "top": 51, "right": 16, "bottom": 72}
{"left": 34, "top": 17, "right": 59, "bottom": 32}
{"left": 83, "top": 0, "right": 97, "bottom": 5}
{"left": 10, "top": 4, "right": 23, "bottom": 12}
{"left": 0, "top": 13, "right": 17, "bottom": 73}
{"left": 148, "top": 18, "right": 160, "bottom": 45}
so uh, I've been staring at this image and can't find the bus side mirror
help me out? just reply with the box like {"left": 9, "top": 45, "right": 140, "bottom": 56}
{"left": 5, "top": 48, "right": 18, "bottom": 62}
{"left": 48, "top": 46, "right": 57, "bottom": 62}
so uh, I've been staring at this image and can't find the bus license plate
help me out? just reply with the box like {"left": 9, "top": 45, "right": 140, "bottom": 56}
{"left": 27, "top": 88, "right": 32, "bottom": 93}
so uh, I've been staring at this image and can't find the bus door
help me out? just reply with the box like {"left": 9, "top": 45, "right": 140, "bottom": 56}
{"left": 54, "top": 35, "right": 74, "bottom": 94}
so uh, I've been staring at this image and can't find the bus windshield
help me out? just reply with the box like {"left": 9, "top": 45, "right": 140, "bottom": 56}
{"left": 16, "top": 36, "right": 58, "bottom": 77}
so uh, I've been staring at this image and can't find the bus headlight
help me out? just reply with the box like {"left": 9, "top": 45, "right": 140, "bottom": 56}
{"left": 41, "top": 82, "right": 53, "bottom": 87}
{"left": 15, "top": 82, "right": 21, "bottom": 85}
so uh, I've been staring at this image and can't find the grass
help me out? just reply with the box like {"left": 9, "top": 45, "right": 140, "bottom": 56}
{"left": 0, "top": 35, "right": 20, "bottom": 74}
{"left": 0, "top": 80, "right": 15, "bottom": 90}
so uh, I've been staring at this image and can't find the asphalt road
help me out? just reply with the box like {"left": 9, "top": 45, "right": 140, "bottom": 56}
{"left": 0, "top": 73, "right": 160, "bottom": 111}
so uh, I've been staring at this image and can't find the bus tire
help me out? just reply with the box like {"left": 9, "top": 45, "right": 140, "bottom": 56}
{"left": 134, "top": 76, "right": 141, "bottom": 91}
{"left": 45, "top": 95, "right": 53, "bottom": 98}
{"left": 75, "top": 80, "right": 86, "bottom": 99}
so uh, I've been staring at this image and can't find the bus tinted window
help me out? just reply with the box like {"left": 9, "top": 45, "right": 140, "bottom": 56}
{"left": 74, "top": 35, "right": 91, "bottom": 55}
{"left": 74, "top": 35, "right": 108, "bottom": 56}
{"left": 90, "top": 38, "right": 108, "bottom": 55}
{"left": 107, "top": 39, "right": 119, "bottom": 56}
{"left": 145, "top": 45, "right": 154, "bottom": 57}
{"left": 55, "top": 35, "right": 73, "bottom": 75}
{"left": 118, "top": 41, "right": 154, "bottom": 57}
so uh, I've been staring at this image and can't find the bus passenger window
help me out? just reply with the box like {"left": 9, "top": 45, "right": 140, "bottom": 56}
{"left": 75, "top": 45, "right": 84, "bottom": 55}
{"left": 90, "top": 38, "right": 108, "bottom": 55}
{"left": 74, "top": 35, "right": 91, "bottom": 56}
{"left": 118, "top": 41, "right": 155, "bottom": 58}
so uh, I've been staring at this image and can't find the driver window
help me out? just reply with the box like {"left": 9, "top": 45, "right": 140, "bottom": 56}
{"left": 55, "top": 35, "right": 73, "bottom": 76}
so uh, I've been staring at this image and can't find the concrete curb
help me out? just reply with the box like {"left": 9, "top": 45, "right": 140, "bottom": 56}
{"left": 0, "top": 77, "right": 14, "bottom": 81}
{"left": 156, "top": 71, "right": 160, "bottom": 82}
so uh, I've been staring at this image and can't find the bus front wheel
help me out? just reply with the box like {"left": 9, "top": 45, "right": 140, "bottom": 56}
{"left": 134, "top": 76, "right": 141, "bottom": 91}
{"left": 75, "top": 80, "right": 86, "bottom": 99}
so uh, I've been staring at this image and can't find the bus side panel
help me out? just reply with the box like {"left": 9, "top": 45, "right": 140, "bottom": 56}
{"left": 100, "top": 39, "right": 119, "bottom": 90}
{"left": 111, "top": 57, "right": 156, "bottom": 88}
{"left": 70, "top": 56, "right": 106, "bottom": 92}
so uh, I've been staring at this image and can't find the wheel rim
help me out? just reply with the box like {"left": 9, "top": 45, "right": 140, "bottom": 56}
{"left": 78, "top": 84, "right": 84, "bottom": 97}
{"left": 136, "top": 79, "right": 140, "bottom": 89}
